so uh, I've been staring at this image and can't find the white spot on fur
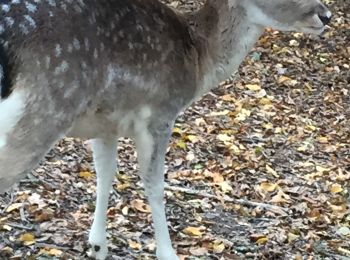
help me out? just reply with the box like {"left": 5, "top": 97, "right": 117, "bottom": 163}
{"left": 24, "top": 15, "right": 36, "bottom": 28}
{"left": 12, "top": 0, "right": 21, "bottom": 4}
{"left": 84, "top": 38, "right": 90, "bottom": 51}
{"left": 25, "top": 2, "right": 37, "bottom": 13}
{"left": 2, "top": 5, "right": 10, "bottom": 12}
{"left": 105, "top": 65, "right": 116, "bottom": 88}
{"left": 47, "top": 0, "right": 56, "bottom": 7}
{"left": 73, "top": 38, "right": 80, "bottom": 50}
{"left": 94, "top": 48, "right": 98, "bottom": 59}
{"left": 54, "top": 61, "right": 69, "bottom": 75}
{"left": 45, "top": 56, "right": 51, "bottom": 69}
{"left": 5, "top": 17, "right": 15, "bottom": 27}
{"left": 139, "top": 106, "right": 152, "bottom": 120}
{"left": 0, "top": 65, "right": 3, "bottom": 82}
{"left": 0, "top": 91, "right": 27, "bottom": 149}
{"left": 64, "top": 82, "right": 78, "bottom": 98}
{"left": 55, "top": 44, "right": 62, "bottom": 57}
{"left": 67, "top": 43, "right": 73, "bottom": 53}
{"left": 326, "top": 11, "right": 332, "bottom": 18}
{"left": 60, "top": 2, "right": 67, "bottom": 11}
{"left": 19, "top": 23, "right": 29, "bottom": 34}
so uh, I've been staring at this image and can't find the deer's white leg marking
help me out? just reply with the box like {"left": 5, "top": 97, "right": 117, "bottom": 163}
{"left": 89, "top": 138, "right": 117, "bottom": 260}
{"left": 0, "top": 91, "right": 27, "bottom": 149}
{"left": 134, "top": 118, "right": 179, "bottom": 260}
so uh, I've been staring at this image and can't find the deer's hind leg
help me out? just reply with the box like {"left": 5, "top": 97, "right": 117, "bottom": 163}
{"left": 0, "top": 89, "right": 71, "bottom": 193}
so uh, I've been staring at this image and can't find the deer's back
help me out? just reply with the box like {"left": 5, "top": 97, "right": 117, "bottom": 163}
{"left": 0, "top": 0, "right": 199, "bottom": 133}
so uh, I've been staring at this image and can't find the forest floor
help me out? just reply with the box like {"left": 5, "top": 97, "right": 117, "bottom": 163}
{"left": 0, "top": 0, "right": 349, "bottom": 259}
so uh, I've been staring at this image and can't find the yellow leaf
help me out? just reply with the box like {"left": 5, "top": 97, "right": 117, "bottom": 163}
{"left": 330, "top": 184, "right": 343, "bottom": 194}
{"left": 262, "top": 123, "right": 273, "bottom": 130}
{"left": 176, "top": 140, "right": 187, "bottom": 150}
{"left": 306, "top": 125, "right": 317, "bottom": 131}
{"left": 256, "top": 237, "right": 268, "bottom": 244}
{"left": 39, "top": 248, "right": 63, "bottom": 256}
{"left": 209, "top": 110, "right": 230, "bottom": 116}
{"left": 316, "top": 165, "right": 329, "bottom": 173}
{"left": 222, "top": 94, "right": 235, "bottom": 102}
{"left": 0, "top": 246, "right": 13, "bottom": 254}
{"left": 289, "top": 39, "right": 299, "bottom": 47}
{"left": 330, "top": 203, "right": 347, "bottom": 213}
{"left": 266, "top": 165, "right": 279, "bottom": 178}
{"left": 259, "top": 98, "right": 272, "bottom": 106}
{"left": 79, "top": 171, "right": 94, "bottom": 179}
{"left": 186, "top": 135, "right": 198, "bottom": 143}
{"left": 235, "top": 108, "right": 251, "bottom": 122}
{"left": 230, "top": 144, "right": 240, "bottom": 155}
{"left": 278, "top": 76, "right": 292, "bottom": 84}
{"left": 213, "top": 241, "right": 225, "bottom": 253}
{"left": 295, "top": 254, "right": 303, "bottom": 260}
{"left": 116, "top": 183, "right": 131, "bottom": 192}
{"left": 274, "top": 127, "right": 283, "bottom": 134}
{"left": 297, "top": 144, "right": 309, "bottom": 152}
{"left": 288, "top": 233, "right": 299, "bottom": 242}
{"left": 270, "top": 190, "right": 290, "bottom": 204}
{"left": 217, "top": 134, "right": 232, "bottom": 142}
{"left": 121, "top": 206, "right": 129, "bottom": 215}
{"left": 172, "top": 127, "right": 182, "bottom": 135}
{"left": 246, "top": 84, "right": 261, "bottom": 91}
{"left": 128, "top": 239, "right": 142, "bottom": 250}
{"left": 183, "top": 226, "right": 203, "bottom": 237}
{"left": 19, "top": 233, "right": 35, "bottom": 246}
{"left": 220, "top": 181, "right": 233, "bottom": 193}
{"left": 130, "top": 199, "right": 151, "bottom": 213}
{"left": 260, "top": 182, "right": 277, "bottom": 192}
{"left": 338, "top": 247, "right": 350, "bottom": 256}
{"left": 1, "top": 225, "right": 12, "bottom": 231}
{"left": 318, "top": 136, "right": 328, "bottom": 143}
{"left": 212, "top": 172, "right": 224, "bottom": 184}
{"left": 6, "top": 203, "right": 23, "bottom": 213}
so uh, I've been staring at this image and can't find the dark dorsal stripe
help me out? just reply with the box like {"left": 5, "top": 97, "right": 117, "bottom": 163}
{"left": 0, "top": 42, "right": 12, "bottom": 99}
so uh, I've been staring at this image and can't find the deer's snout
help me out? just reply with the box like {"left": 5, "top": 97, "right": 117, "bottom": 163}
{"left": 318, "top": 11, "right": 332, "bottom": 25}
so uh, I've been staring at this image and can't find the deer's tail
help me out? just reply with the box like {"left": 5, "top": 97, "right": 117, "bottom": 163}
{"left": 0, "top": 42, "right": 13, "bottom": 99}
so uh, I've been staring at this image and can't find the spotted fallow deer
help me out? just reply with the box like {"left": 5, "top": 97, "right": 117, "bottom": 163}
{"left": 0, "top": 0, "right": 331, "bottom": 259}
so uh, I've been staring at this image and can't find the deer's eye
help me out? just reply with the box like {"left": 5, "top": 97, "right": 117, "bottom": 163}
{"left": 303, "top": 10, "right": 316, "bottom": 17}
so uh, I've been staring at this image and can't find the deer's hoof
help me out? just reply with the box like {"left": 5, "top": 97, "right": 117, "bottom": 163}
{"left": 156, "top": 250, "right": 179, "bottom": 260}
{"left": 88, "top": 230, "right": 108, "bottom": 260}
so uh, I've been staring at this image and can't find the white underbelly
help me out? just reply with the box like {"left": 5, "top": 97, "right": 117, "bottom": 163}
{"left": 67, "top": 106, "right": 152, "bottom": 140}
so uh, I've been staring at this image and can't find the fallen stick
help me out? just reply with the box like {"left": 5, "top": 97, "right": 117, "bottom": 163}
{"left": 5, "top": 222, "right": 35, "bottom": 231}
{"left": 165, "top": 184, "right": 289, "bottom": 216}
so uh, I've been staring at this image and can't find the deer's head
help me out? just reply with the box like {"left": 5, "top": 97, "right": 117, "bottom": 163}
{"left": 242, "top": 0, "right": 332, "bottom": 34}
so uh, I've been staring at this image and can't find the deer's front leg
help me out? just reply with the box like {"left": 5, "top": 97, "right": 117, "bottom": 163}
{"left": 89, "top": 138, "right": 117, "bottom": 260}
{"left": 134, "top": 121, "right": 179, "bottom": 260}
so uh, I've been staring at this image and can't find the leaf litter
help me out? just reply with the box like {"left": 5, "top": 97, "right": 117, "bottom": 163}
{"left": 0, "top": 0, "right": 349, "bottom": 259}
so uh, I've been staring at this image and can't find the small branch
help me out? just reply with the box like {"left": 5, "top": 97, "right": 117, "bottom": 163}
{"left": 0, "top": 191, "right": 15, "bottom": 214}
{"left": 165, "top": 185, "right": 288, "bottom": 216}
{"left": 35, "top": 242, "right": 70, "bottom": 251}
{"left": 6, "top": 222, "right": 36, "bottom": 231}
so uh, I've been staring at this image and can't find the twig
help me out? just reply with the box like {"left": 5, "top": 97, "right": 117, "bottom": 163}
{"left": 0, "top": 191, "right": 15, "bottom": 214}
{"left": 6, "top": 222, "right": 35, "bottom": 230}
{"left": 35, "top": 242, "right": 70, "bottom": 251}
{"left": 165, "top": 185, "right": 288, "bottom": 216}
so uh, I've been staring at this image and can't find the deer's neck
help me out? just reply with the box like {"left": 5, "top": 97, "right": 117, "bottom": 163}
{"left": 191, "top": 0, "right": 264, "bottom": 96}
